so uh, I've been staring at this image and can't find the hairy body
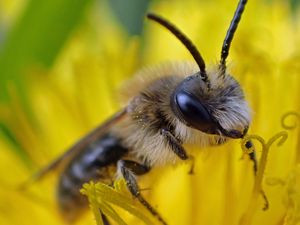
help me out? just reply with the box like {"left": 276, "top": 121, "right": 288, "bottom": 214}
{"left": 33, "top": 1, "right": 252, "bottom": 223}
{"left": 114, "top": 62, "right": 249, "bottom": 166}
{"left": 58, "top": 62, "right": 250, "bottom": 222}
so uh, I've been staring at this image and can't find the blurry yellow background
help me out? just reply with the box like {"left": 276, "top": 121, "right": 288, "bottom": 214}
{"left": 0, "top": 0, "right": 299, "bottom": 225}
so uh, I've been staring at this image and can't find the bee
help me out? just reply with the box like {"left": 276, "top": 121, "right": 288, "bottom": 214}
{"left": 27, "top": 0, "right": 255, "bottom": 224}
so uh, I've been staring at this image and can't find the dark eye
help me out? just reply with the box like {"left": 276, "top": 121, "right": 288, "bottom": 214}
{"left": 173, "top": 90, "right": 218, "bottom": 134}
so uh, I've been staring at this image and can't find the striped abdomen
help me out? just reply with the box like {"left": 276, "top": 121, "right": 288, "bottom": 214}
{"left": 57, "top": 134, "right": 128, "bottom": 221}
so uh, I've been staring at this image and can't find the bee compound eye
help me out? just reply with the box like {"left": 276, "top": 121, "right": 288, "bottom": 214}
{"left": 174, "top": 90, "right": 218, "bottom": 134}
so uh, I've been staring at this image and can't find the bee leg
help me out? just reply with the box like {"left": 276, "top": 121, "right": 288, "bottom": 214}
{"left": 245, "top": 140, "right": 258, "bottom": 174}
{"left": 245, "top": 140, "right": 269, "bottom": 210}
{"left": 118, "top": 160, "right": 167, "bottom": 225}
{"left": 188, "top": 155, "right": 195, "bottom": 175}
{"left": 101, "top": 213, "right": 111, "bottom": 225}
{"left": 160, "top": 128, "right": 188, "bottom": 160}
{"left": 249, "top": 151, "right": 258, "bottom": 175}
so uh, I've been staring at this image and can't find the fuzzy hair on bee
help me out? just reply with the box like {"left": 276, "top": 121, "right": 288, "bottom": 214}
{"left": 114, "top": 61, "right": 250, "bottom": 166}
{"left": 25, "top": 0, "right": 256, "bottom": 224}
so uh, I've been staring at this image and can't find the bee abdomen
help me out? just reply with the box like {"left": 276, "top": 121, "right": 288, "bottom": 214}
{"left": 57, "top": 133, "right": 128, "bottom": 221}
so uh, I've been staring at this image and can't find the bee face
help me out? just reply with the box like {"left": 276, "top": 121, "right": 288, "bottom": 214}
{"left": 148, "top": 1, "right": 250, "bottom": 140}
{"left": 171, "top": 69, "right": 250, "bottom": 139}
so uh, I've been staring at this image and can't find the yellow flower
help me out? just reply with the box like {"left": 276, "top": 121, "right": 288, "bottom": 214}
{"left": 0, "top": 0, "right": 300, "bottom": 225}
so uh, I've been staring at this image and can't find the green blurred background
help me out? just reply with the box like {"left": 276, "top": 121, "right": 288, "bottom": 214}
{"left": 0, "top": 0, "right": 153, "bottom": 167}
{"left": 0, "top": 0, "right": 299, "bottom": 168}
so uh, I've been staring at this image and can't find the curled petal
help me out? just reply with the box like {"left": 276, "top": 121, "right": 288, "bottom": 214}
{"left": 241, "top": 134, "right": 266, "bottom": 154}
{"left": 266, "top": 131, "right": 289, "bottom": 148}
{"left": 282, "top": 111, "right": 300, "bottom": 164}
{"left": 281, "top": 112, "right": 300, "bottom": 130}
{"left": 239, "top": 131, "right": 288, "bottom": 225}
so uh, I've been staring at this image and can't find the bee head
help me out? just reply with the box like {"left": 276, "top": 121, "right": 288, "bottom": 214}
{"left": 171, "top": 70, "right": 250, "bottom": 139}
{"left": 148, "top": 0, "right": 249, "bottom": 139}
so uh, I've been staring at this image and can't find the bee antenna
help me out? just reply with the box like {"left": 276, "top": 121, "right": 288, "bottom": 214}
{"left": 220, "top": 0, "right": 247, "bottom": 73}
{"left": 147, "top": 13, "right": 209, "bottom": 85}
